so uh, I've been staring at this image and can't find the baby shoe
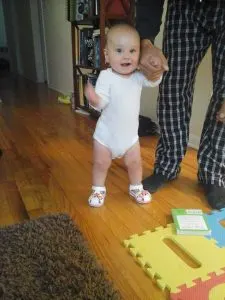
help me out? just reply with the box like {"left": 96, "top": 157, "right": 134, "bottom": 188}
{"left": 129, "top": 184, "right": 152, "bottom": 204}
{"left": 88, "top": 186, "right": 106, "bottom": 208}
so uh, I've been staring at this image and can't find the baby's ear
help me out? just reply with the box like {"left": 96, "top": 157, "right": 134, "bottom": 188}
{"left": 104, "top": 48, "right": 109, "bottom": 63}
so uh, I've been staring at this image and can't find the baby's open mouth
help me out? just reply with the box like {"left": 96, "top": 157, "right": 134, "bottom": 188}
{"left": 121, "top": 63, "right": 131, "bottom": 67}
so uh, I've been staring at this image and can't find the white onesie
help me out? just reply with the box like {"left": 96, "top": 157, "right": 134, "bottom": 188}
{"left": 93, "top": 68, "right": 161, "bottom": 159}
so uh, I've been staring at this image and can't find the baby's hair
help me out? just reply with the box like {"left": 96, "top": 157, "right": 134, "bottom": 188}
{"left": 106, "top": 23, "right": 140, "bottom": 46}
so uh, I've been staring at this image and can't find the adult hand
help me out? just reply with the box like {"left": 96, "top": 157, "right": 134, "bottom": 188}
{"left": 216, "top": 100, "right": 225, "bottom": 123}
{"left": 139, "top": 39, "right": 169, "bottom": 81}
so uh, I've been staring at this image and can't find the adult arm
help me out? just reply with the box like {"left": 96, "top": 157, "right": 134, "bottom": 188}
{"left": 136, "top": 0, "right": 168, "bottom": 81}
{"left": 136, "top": 0, "right": 165, "bottom": 43}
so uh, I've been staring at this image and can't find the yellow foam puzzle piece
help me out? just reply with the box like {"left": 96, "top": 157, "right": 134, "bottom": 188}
{"left": 123, "top": 224, "right": 225, "bottom": 293}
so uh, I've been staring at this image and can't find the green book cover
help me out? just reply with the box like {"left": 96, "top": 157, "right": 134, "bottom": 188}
{"left": 171, "top": 208, "right": 211, "bottom": 236}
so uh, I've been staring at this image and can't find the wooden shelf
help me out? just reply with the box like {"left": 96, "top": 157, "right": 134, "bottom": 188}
{"left": 72, "top": 17, "right": 99, "bottom": 26}
{"left": 74, "top": 65, "right": 101, "bottom": 71}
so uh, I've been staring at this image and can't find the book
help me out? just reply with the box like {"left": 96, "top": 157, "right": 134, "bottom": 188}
{"left": 94, "top": 0, "right": 100, "bottom": 16}
{"left": 79, "top": 28, "right": 94, "bottom": 66}
{"left": 74, "top": 25, "right": 93, "bottom": 65}
{"left": 93, "top": 29, "right": 100, "bottom": 68}
{"left": 67, "top": 0, "right": 76, "bottom": 22}
{"left": 171, "top": 208, "right": 211, "bottom": 236}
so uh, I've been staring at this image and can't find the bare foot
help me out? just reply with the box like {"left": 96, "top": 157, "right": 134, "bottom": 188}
{"left": 217, "top": 100, "right": 225, "bottom": 123}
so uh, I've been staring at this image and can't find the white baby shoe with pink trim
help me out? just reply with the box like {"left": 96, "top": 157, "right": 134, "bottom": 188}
{"left": 88, "top": 186, "right": 106, "bottom": 208}
{"left": 129, "top": 184, "right": 152, "bottom": 204}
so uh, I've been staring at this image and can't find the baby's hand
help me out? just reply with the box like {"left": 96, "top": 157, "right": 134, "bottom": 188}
{"left": 84, "top": 81, "right": 96, "bottom": 102}
{"left": 216, "top": 101, "right": 225, "bottom": 123}
{"left": 84, "top": 81, "right": 99, "bottom": 107}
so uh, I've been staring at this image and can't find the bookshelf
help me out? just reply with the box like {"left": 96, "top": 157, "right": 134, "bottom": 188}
{"left": 68, "top": 0, "right": 134, "bottom": 114}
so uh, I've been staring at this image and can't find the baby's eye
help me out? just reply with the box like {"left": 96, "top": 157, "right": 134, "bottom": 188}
{"left": 116, "top": 48, "right": 122, "bottom": 53}
{"left": 130, "top": 49, "right": 136, "bottom": 53}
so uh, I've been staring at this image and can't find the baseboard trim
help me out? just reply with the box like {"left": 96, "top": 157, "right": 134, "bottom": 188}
{"left": 48, "top": 84, "right": 73, "bottom": 96}
{"left": 147, "top": 119, "right": 200, "bottom": 151}
{"left": 188, "top": 134, "right": 200, "bottom": 150}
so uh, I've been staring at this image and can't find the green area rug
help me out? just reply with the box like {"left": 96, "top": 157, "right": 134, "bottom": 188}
{"left": 0, "top": 214, "right": 120, "bottom": 299}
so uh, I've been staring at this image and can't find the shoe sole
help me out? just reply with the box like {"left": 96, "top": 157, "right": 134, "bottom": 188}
{"left": 129, "top": 191, "right": 152, "bottom": 204}
{"left": 88, "top": 200, "right": 104, "bottom": 208}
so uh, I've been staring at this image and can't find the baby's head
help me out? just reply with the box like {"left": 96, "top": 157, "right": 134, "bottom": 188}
{"left": 104, "top": 23, "right": 140, "bottom": 76}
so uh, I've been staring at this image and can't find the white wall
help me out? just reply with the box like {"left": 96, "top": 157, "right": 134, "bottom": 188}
{"left": 42, "top": 0, "right": 73, "bottom": 94}
{"left": 140, "top": 1, "right": 212, "bottom": 149}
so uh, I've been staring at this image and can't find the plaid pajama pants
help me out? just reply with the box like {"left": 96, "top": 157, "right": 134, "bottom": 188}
{"left": 155, "top": 0, "right": 225, "bottom": 187}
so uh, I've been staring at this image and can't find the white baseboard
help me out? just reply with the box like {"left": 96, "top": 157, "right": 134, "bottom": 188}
{"left": 144, "top": 117, "right": 200, "bottom": 150}
{"left": 188, "top": 134, "right": 200, "bottom": 150}
{"left": 48, "top": 84, "right": 73, "bottom": 96}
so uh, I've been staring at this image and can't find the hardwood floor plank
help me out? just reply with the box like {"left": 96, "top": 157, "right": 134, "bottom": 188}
{"left": 15, "top": 168, "right": 52, "bottom": 219}
{"left": 0, "top": 182, "right": 29, "bottom": 225}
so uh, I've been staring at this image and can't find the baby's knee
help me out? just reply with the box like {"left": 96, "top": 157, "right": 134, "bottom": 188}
{"left": 94, "top": 159, "right": 111, "bottom": 170}
{"left": 125, "top": 157, "right": 141, "bottom": 169}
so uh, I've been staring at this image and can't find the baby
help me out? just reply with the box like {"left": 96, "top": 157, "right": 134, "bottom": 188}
{"left": 85, "top": 23, "right": 161, "bottom": 207}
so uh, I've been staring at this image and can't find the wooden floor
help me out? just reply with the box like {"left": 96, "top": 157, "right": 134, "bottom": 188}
{"left": 0, "top": 73, "right": 212, "bottom": 299}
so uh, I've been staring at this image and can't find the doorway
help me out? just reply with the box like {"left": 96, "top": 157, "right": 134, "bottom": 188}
{"left": 1, "top": 0, "right": 48, "bottom": 83}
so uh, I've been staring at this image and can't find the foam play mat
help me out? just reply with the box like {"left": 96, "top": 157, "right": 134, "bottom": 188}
{"left": 123, "top": 222, "right": 225, "bottom": 298}
{"left": 170, "top": 269, "right": 225, "bottom": 299}
{"left": 205, "top": 208, "right": 225, "bottom": 248}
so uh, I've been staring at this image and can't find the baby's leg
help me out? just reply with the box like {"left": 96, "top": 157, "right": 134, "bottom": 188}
{"left": 217, "top": 100, "right": 225, "bottom": 123}
{"left": 88, "top": 140, "right": 111, "bottom": 208}
{"left": 124, "top": 142, "right": 151, "bottom": 204}
{"left": 93, "top": 140, "right": 112, "bottom": 186}
{"left": 124, "top": 141, "right": 142, "bottom": 184}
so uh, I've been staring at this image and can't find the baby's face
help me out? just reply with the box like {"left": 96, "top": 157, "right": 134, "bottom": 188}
{"left": 105, "top": 30, "right": 140, "bottom": 76}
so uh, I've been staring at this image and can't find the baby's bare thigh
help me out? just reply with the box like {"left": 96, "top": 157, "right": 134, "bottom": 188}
{"left": 93, "top": 140, "right": 112, "bottom": 163}
{"left": 123, "top": 142, "right": 141, "bottom": 165}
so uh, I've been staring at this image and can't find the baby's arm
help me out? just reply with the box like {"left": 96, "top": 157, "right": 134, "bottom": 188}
{"left": 136, "top": 71, "right": 162, "bottom": 88}
{"left": 84, "top": 71, "right": 110, "bottom": 111}
{"left": 145, "top": 75, "right": 162, "bottom": 87}
{"left": 216, "top": 100, "right": 225, "bottom": 123}
{"left": 84, "top": 81, "right": 101, "bottom": 108}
